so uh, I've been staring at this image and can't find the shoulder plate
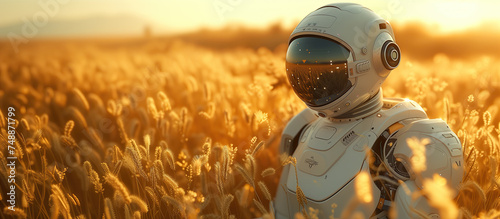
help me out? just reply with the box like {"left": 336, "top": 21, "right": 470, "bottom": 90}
{"left": 279, "top": 108, "right": 317, "bottom": 155}
{"left": 389, "top": 119, "right": 464, "bottom": 191}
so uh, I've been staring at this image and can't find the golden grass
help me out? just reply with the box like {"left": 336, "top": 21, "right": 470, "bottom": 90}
{"left": 0, "top": 30, "right": 499, "bottom": 218}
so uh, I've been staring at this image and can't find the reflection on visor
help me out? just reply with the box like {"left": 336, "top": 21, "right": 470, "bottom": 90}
{"left": 286, "top": 36, "right": 352, "bottom": 107}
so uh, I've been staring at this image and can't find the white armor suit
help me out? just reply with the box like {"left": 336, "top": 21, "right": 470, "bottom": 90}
{"left": 273, "top": 3, "right": 464, "bottom": 218}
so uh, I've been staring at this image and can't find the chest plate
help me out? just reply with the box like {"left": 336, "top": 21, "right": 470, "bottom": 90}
{"left": 297, "top": 118, "right": 366, "bottom": 176}
{"left": 287, "top": 117, "right": 376, "bottom": 201}
{"left": 286, "top": 98, "right": 427, "bottom": 202}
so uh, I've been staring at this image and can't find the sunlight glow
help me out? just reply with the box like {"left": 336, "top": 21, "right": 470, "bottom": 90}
{"left": 0, "top": 0, "right": 499, "bottom": 36}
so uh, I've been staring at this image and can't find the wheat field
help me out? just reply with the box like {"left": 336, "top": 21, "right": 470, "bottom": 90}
{"left": 0, "top": 24, "right": 499, "bottom": 219}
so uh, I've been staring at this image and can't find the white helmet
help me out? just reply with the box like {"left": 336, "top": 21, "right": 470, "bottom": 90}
{"left": 286, "top": 3, "right": 401, "bottom": 118}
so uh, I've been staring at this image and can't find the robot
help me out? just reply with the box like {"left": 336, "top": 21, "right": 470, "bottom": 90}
{"left": 273, "top": 3, "right": 464, "bottom": 218}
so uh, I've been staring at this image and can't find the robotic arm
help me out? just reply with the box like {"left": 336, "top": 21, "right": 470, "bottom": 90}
{"left": 384, "top": 119, "right": 464, "bottom": 218}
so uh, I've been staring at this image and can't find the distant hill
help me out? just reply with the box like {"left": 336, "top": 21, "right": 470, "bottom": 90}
{"left": 0, "top": 14, "right": 154, "bottom": 38}
{"left": 171, "top": 22, "right": 290, "bottom": 52}
{"left": 169, "top": 21, "right": 500, "bottom": 61}
{"left": 1, "top": 17, "right": 499, "bottom": 61}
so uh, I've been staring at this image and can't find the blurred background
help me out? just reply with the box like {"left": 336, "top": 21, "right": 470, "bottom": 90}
{"left": 2, "top": 0, "right": 500, "bottom": 60}
{"left": 2, "top": 0, "right": 500, "bottom": 34}
{"left": 1, "top": 1, "right": 500, "bottom": 218}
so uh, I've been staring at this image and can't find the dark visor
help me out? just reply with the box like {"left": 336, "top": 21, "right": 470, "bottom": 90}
{"left": 286, "top": 36, "right": 352, "bottom": 107}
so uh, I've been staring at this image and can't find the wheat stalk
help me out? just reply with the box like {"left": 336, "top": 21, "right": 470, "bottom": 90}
{"left": 116, "top": 117, "right": 129, "bottom": 143}
{"left": 245, "top": 154, "right": 257, "bottom": 180}
{"left": 129, "top": 140, "right": 142, "bottom": 159}
{"left": 157, "top": 91, "right": 172, "bottom": 112}
{"left": 145, "top": 186, "right": 159, "bottom": 207}
{"left": 107, "top": 99, "right": 117, "bottom": 116}
{"left": 144, "top": 134, "right": 151, "bottom": 159}
{"left": 163, "top": 173, "right": 179, "bottom": 191}
{"left": 87, "top": 93, "right": 104, "bottom": 113}
{"left": 235, "top": 163, "right": 254, "bottom": 188}
{"left": 162, "top": 195, "right": 185, "bottom": 216}
{"left": 147, "top": 97, "right": 159, "bottom": 120}
{"left": 261, "top": 168, "right": 275, "bottom": 178}
{"left": 51, "top": 184, "right": 72, "bottom": 219}
{"left": 101, "top": 162, "right": 111, "bottom": 176}
{"left": 253, "top": 198, "right": 267, "bottom": 214}
{"left": 73, "top": 88, "right": 90, "bottom": 111}
{"left": 422, "top": 174, "right": 458, "bottom": 219}
{"left": 67, "top": 106, "right": 88, "bottom": 129}
{"left": 126, "top": 146, "right": 147, "bottom": 179}
{"left": 252, "top": 141, "right": 264, "bottom": 156}
{"left": 104, "top": 198, "right": 116, "bottom": 219}
{"left": 163, "top": 148, "right": 175, "bottom": 170}
{"left": 490, "top": 156, "right": 500, "bottom": 188}
{"left": 130, "top": 195, "right": 148, "bottom": 213}
{"left": 88, "top": 128, "right": 104, "bottom": 150}
{"left": 113, "top": 191, "right": 126, "bottom": 208}
{"left": 3, "top": 207, "right": 27, "bottom": 218}
{"left": 84, "top": 161, "right": 103, "bottom": 193}
{"left": 49, "top": 194, "right": 60, "bottom": 219}
{"left": 20, "top": 118, "right": 30, "bottom": 131}
{"left": 64, "top": 120, "right": 74, "bottom": 137}
{"left": 0, "top": 109, "right": 5, "bottom": 128}
{"left": 124, "top": 204, "right": 133, "bottom": 219}
{"left": 154, "top": 146, "right": 162, "bottom": 161}
{"left": 133, "top": 211, "right": 141, "bottom": 219}
{"left": 258, "top": 181, "right": 272, "bottom": 201}
{"left": 153, "top": 160, "right": 164, "bottom": 181}
{"left": 105, "top": 174, "right": 131, "bottom": 204}
{"left": 222, "top": 194, "right": 234, "bottom": 219}
{"left": 72, "top": 194, "right": 81, "bottom": 206}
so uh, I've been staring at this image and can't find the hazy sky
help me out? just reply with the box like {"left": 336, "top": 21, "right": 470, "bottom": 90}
{"left": 1, "top": 0, "right": 499, "bottom": 34}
